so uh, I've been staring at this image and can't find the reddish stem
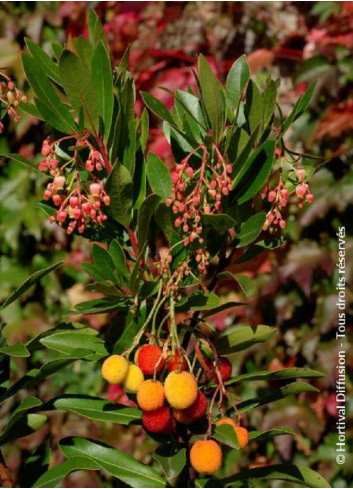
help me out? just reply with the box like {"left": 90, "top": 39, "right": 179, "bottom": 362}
{"left": 96, "top": 134, "right": 112, "bottom": 174}
{"left": 128, "top": 226, "right": 139, "bottom": 258}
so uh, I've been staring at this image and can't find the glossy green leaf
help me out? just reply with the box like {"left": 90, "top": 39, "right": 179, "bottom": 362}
{"left": 147, "top": 153, "right": 172, "bottom": 201}
{"left": 113, "top": 308, "right": 146, "bottom": 354}
{"left": 0, "top": 152, "right": 41, "bottom": 173}
{"left": 92, "top": 244, "right": 117, "bottom": 283}
{"left": 138, "top": 194, "right": 161, "bottom": 250}
{"left": 0, "top": 397, "right": 45, "bottom": 445}
{"left": 20, "top": 443, "right": 50, "bottom": 488}
{"left": 235, "top": 140, "right": 275, "bottom": 204}
{"left": 109, "top": 240, "right": 129, "bottom": 282}
{"left": 226, "top": 55, "right": 250, "bottom": 111}
{"left": 282, "top": 82, "right": 316, "bottom": 133}
{"left": 221, "top": 463, "right": 330, "bottom": 488}
{"left": 0, "top": 261, "right": 63, "bottom": 311}
{"left": 153, "top": 445, "right": 187, "bottom": 485}
{"left": 176, "top": 292, "right": 220, "bottom": 312}
{"left": 215, "top": 324, "right": 277, "bottom": 354}
{"left": 235, "top": 212, "right": 266, "bottom": 248}
{"left": 105, "top": 163, "right": 133, "bottom": 227}
{"left": 33, "top": 456, "right": 100, "bottom": 488}
{"left": 262, "top": 79, "right": 277, "bottom": 129}
{"left": 197, "top": 54, "right": 225, "bottom": 142}
{"left": 218, "top": 272, "right": 255, "bottom": 297}
{"left": 249, "top": 428, "right": 296, "bottom": 443}
{"left": 39, "top": 330, "right": 108, "bottom": 359}
{"left": 141, "top": 91, "right": 175, "bottom": 125}
{"left": 92, "top": 41, "right": 114, "bottom": 140}
{"left": 213, "top": 424, "right": 239, "bottom": 449}
{"left": 88, "top": 9, "right": 108, "bottom": 49}
{"left": 60, "top": 437, "right": 166, "bottom": 488}
{"left": 43, "top": 395, "right": 141, "bottom": 425}
{"left": 59, "top": 50, "right": 99, "bottom": 133}
{"left": 22, "top": 52, "right": 76, "bottom": 134}
{"left": 0, "top": 343, "right": 29, "bottom": 357}
{"left": 244, "top": 80, "right": 263, "bottom": 134}
{"left": 226, "top": 367, "right": 325, "bottom": 386}
{"left": 25, "top": 38, "right": 61, "bottom": 85}
{"left": 202, "top": 214, "right": 236, "bottom": 234}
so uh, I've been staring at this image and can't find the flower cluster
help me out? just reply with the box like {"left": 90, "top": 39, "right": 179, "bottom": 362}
{"left": 264, "top": 167, "right": 314, "bottom": 231}
{"left": 166, "top": 144, "right": 232, "bottom": 274}
{"left": 39, "top": 134, "right": 110, "bottom": 234}
{"left": 0, "top": 77, "right": 27, "bottom": 131}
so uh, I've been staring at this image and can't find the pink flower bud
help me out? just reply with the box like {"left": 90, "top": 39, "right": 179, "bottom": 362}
{"left": 43, "top": 190, "right": 51, "bottom": 200}
{"left": 186, "top": 166, "right": 194, "bottom": 177}
{"left": 174, "top": 218, "right": 182, "bottom": 227}
{"left": 279, "top": 219, "right": 286, "bottom": 229}
{"left": 296, "top": 184, "right": 307, "bottom": 198}
{"left": 306, "top": 193, "right": 314, "bottom": 203}
{"left": 57, "top": 210, "right": 67, "bottom": 223}
{"left": 280, "top": 188, "right": 289, "bottom": 199}
{"left": 52, "top": 194, "right": 61, "bottom": 206}
{"left": 82, "top": 202, "right": 91, "bottom": 214}
{"left": 268, "top": 190, "right": 276, "bottom": 202}
{"left": 171, "top": 172, "right": 179, "bottom": 184}
{"left": 73, "top": 208, "right": 81, "bottom": 219}
{"left": 225, "top": 164, "right": 232, "bottom": 173}
{"left": 53, "top": 175, "right": 65, "bottom": 190}
{"left": 183, "top": 224, "right": 189, "bottom": 232}
{"left": 222, "top": 187, "right": 229, "bottom": 196}
{"left": 41, "top": 143, "right": 51, "bottom": 156}
{"left": 70, "top": 196, "right": 78, "bottom": 207}
{"left": 103, "top": 195, "right": 110, "bottom": 206}
{"left": 89, "top": 183, "right": 101, "bottom": 196}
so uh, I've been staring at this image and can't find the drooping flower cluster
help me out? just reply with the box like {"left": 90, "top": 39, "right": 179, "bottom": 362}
{"left": 39, "top": 134, "right": 110, "bottom": 235}
{"left": 166, "top": 144, "right": 232, "bottom": 274}
{"left": 264, "top": 166, "right": 314, "bottom": 231}
{"left": 0, "top": 77, "right": 27, "bottom": 131}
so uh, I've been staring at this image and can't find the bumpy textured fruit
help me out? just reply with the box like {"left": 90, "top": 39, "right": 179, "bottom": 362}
{"left": 160, "top": 415, "right": 176, "bottom": 435}
{"left": 167, "top": 349, "right": 188, "bottom": 372}
{"left": 123, "top": 364, "right": 144, "bottom": 393}
{"left": 137, "top": 380, "right": 165, "bottom": 411}
{"left": 101, "top": 355, "right": 128, "bottom": 384}
{"left": 190, "top": 440, "right": 222, "bottom": 474}
{"left": 174, "top": 391, "right": 207, "bottom": 424}
{"left": 216, "top": 418, "right": 249, "bottom": 448}
{"left": 137, "top": 345, "right": 165, "bottom": 376}
{"left": 142, "top": 405, "right": 172, "bottom": 433}
{"left": 205, "top": 357, "right": 232, "bottom": 382}
{"left": 164, "top": 371, "right": 198, "bottom": 409}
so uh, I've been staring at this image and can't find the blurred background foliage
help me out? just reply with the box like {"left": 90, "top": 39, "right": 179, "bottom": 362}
{"left": 0, "top": 1, "right": 352, "bottom": 487}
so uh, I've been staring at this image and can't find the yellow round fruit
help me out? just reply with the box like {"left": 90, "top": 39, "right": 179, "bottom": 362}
{"left": 216, "top": 418, "right": 249, "bottom": 448}
{"left": 123, "top": 364, "right": 144, "bottom": 393}
{"left": 164, "top": 371, "right": 198, "bottom": 409}
{"left": 101, "top": 355, "right": 128, "bottom": 384}
{"left": 137, "top": 380, "right": 165, "bottom": 411}
{"left": 190, "top": 440, "right": 222, "bottom": 474}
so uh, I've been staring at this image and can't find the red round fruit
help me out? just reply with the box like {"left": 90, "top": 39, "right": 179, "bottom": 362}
{"left": 174, "top": 391, "right": 207, "bottom": 424}
{"left": 137, "top": 345, "right": 165, "bottom": 376}
{"left": 167, "top": 349, "right": 188, "bottom": 372}
{"left": 160, "top": 415, "right": 177, "bottom": 435}
{"left": 142, "top": 405, "right": 172, "bottom": 433}
{"left": 205, "top": 357, "right": 232, "bottom": 382}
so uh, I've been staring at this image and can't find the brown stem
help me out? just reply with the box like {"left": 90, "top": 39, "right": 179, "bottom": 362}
{"left": 96, "top": 134, "right": 112, "bottom": 173}
{"left": 0, "top": 452, "right": 12, "bottom": 488}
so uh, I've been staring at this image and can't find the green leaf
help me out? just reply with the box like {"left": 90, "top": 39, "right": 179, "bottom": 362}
{"left": 92, "top": 244, "right": 117, "bottom": 283}
{"left": 0, "top": 397, "right": 46, "bottom": 445}
{"left": 176, "top": 292, "right": 220, "bottom": 312}
{"left": 235, "top": 381, "right": 319, "bottom": 413}
{"left": 202, "top": 301, "right": 246, "bottom": 318}
{"left": 201, "top": 214, "right": 236, "bottom": 234}
{"left": 141, "top": 91, "right": 175, "bottom": 125}
{"left": 60, "top": 437, "right": 166, "bottom": 488}
{"left": 262, "top": 79, "right": 277, "bottom": 129}
{"left": 0, "top": 359, "right": 74, "bottom": 404}
{"left": 105, "top": 163, "right": 133, "bottom": 227}
{"left": 109, "top": 240, "right": 129, "bottom": 282}
{"left": 33, "top": 456, "right": 100, "bottom": 488}
{"left": 25, "top": 39, "right": 61, "bottom": 85}
{"left": 43, "top": 395, "right": 141, "bottom": 425}
{"left": 20, "top": 443, "right": 50, "bottom": 488}
{"left": 226, "top": 55, "right": 250, "bottom": 111}
{"left": 244, "top": 80, "right": 263, "bottom": 134}
{"left": 235, "top": 212, "right": 266, "bottom": 248}
{"left": 140, "top": 108, "right": 149, "bottom": 152}
{"left": 234, "top": 141, "right": 275, "bottom": 204}
{"left": 197, "top": 54, "right": 225, "bottom": 142}
{"left": 0, "top": 262, "right": 63, "bottom": 311}
{"left": 22, "top": 52, "right": 76, "bottom": 133}
{"left": 249, "top": 428, "right": 296, "bottom": 443}
{"left": 153, "top": 445, "right": 187, "bottom": 485}
{"left": 225, "top": 367, "right": 325, "bottom": 386}
{"left": 72, "top": 297, "right": 128, "bottom": 315}
{"left": 221, "top": 464, "right": 330, "bottom": 488}
{"left": 39, "top": 330, "right": 108, "bottom": 359}
{"left": 138, "top": 194, "right": 161, "bottom": 251}
{"left": 282, "top": 82, "right": 316, "bottom": 133}
{"left": 213, "top": 424, "right": 239, "bottom": 449}
{"left": 215, "top": 324, "right": 277, "bottom": 354}
{"left": 146, "top": 153, "right": 172, "bottom": 201}
{"left": 113, "top": 308, "right": 146, "bottom": 354}
{"left": 92, "top": 41, "right": 114, "bottom": 140}
{"left": 0, "top": 152, "right": 41, "bottom": 173}
{"left": 88, "top": 9, "right": 108, "bottom": 50}
{"left": 0, "top": 343, "right": 29, "bottom": 357}
{"left": 218, "top": 272, "right": 255, "bottom": 297}
{"left": 59, "top": 50, "right": 99, "bottom": 133}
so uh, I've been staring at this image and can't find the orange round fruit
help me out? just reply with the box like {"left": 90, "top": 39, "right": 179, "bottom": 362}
{"left": 174, "top": 391, "right": 207, "bottom": 424}
{"left": 137, "top": 380, "right": 165, "bottom": 411}
{"left": 216, "top": 418, "right": 249, "bottom": 448}
{"left": 190, "top": 440, "right": 222, "bottom": 474}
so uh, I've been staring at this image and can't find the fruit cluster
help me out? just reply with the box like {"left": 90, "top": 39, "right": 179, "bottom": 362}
{"left": 0, "top": 76, "right": 27, "bottom": 131}
{"left": 39, "top": 134, "right": 111, "bottom": 234}
{"left": 101, "top": 344, "right": 249, "bottom": 475}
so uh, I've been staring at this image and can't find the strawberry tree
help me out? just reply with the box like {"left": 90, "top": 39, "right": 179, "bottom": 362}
{"left": 0, "top": 11, "right": 330, "bottom": 489}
